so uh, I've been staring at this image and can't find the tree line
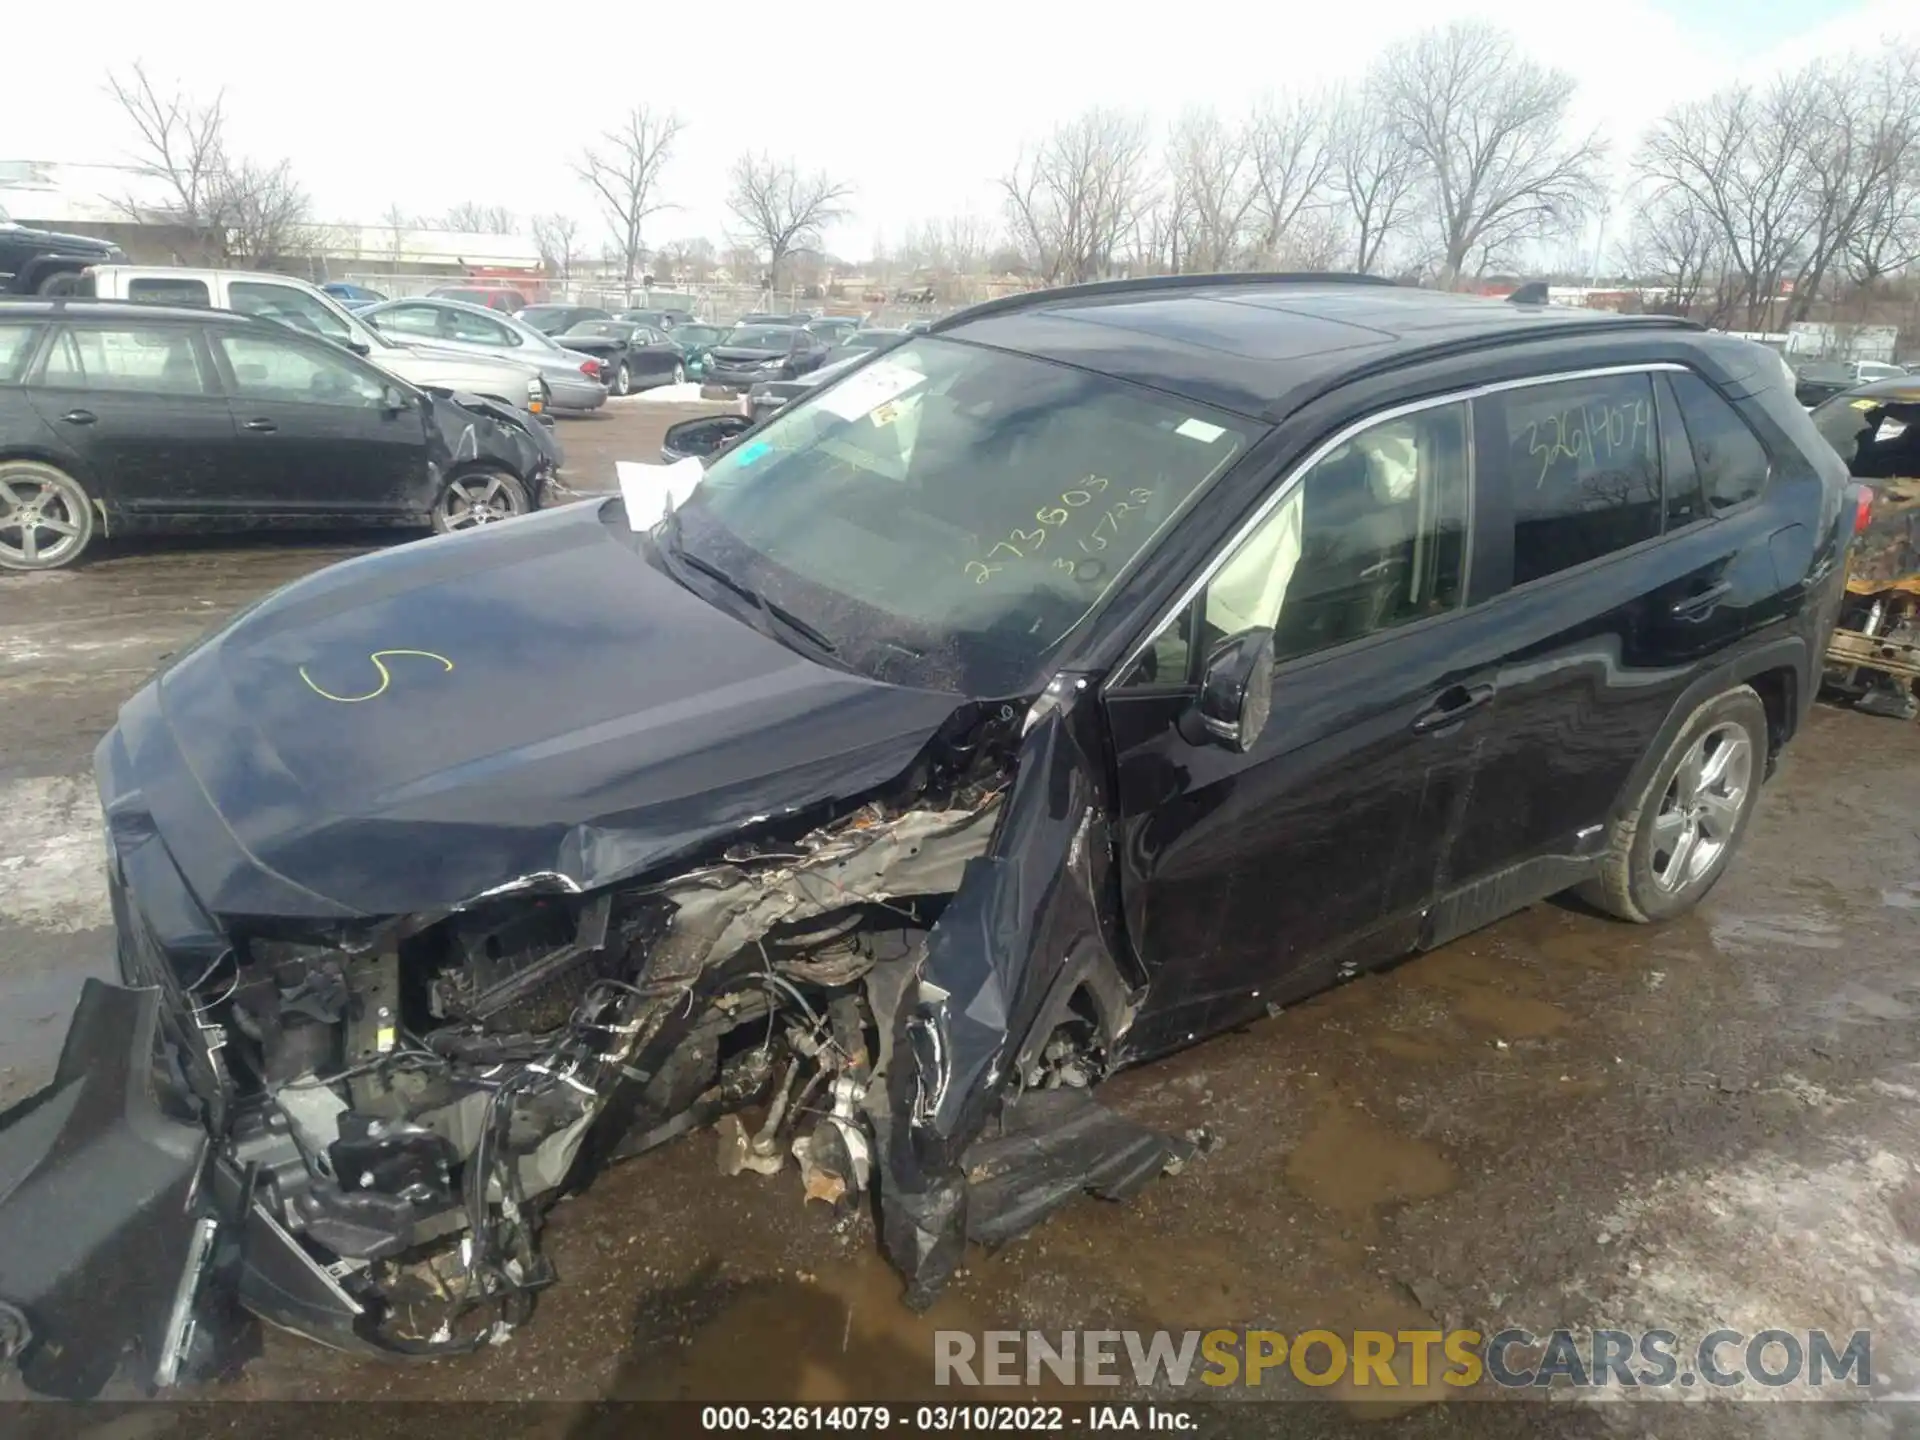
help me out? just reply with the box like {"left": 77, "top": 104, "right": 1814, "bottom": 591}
{"left": 101, "top": 23, "right": 1920, "bottom": 327}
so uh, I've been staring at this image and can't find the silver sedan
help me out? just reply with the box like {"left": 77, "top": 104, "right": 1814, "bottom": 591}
{"left": 358, "top": 297, "right": 610, "bottom": 411}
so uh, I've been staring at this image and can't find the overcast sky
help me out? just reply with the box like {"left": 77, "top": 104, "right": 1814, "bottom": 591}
{"left": 5, "top": 0, "right": 1916, "bottom": 262}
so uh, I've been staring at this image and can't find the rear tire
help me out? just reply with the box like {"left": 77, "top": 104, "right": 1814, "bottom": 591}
{"left": 0, "top": 459, "right": 96, "bottom": 570}
{"left": 1580, "top": 686, "right": 1768, "bottom": 923}
{"left": 432, "top": 468, "right": 530, "bottom": 534}
{"left": 35, "top": 270, "right": 82, "bottom": 296}
{"left": 612, "top": 361, "right": 631, "bottom": 397}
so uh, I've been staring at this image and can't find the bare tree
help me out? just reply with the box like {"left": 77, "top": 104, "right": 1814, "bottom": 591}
{"left": 440, "top": 202, "right": 519, "bottom": 234}
{"left": 106, "top": 63, "right": 314, "bottom": 268}
{"left": 1785, "top": 46, "right": 1920, "bottom": 318}
{"left": 726, "top": 153, "right": 854, "bottom": 291}
{"left": 1623, "top": 184, "right": 1731, "bottom": 321}
{"left": 1245, "top": 93, "right": 1338, "bottom": 265}
{"left": 1163, "top": 107, "right": 1260, "bottom": 271}
{"left": 1000, "top": 108, "right": 1153, "bottom": 285}
{"left": 1379, "top": 21, "right": 1604, "bottom": 285}
{"left": 577, "top": 106, "right": 687, "bottom": 283}
{"left": 531, "top": 213, "right": 582, "bottom": 278}
{"left": 1637, "top": 78, "right": 1821, "bottom": 328}
{"left": 381, "top": 202, "right": 410, "bottom": 268}
{"left": 1329, "top": 84, "right": 1423, "bottom": 273}
{"left": 224, "top": 160, "right": 316, "bottom": 269}
{"left": 655, "top": 236, "right": 717, "bottom": 284}
{"left": 106, "top": 63, "right": 229, "bottom": 260}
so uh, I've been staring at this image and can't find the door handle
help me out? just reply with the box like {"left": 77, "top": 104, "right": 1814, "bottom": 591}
{"left": 1411, "top": 682, "right": 1495, "bottom": 735}
{"left": 1670, "top": 581, "right": 1732, "bottom": 619}
{"left": 241, "top": 418, "right": 278, "bottom": 433}
{"left": 60, "top": 409, "right": 96, "bottom": 426}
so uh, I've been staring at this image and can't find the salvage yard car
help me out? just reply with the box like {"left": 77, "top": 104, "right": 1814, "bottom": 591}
{"left": 552, "top": 318, "right": 688, "bottom": 396}
{"left": 360, "top": 296, "right": 610, "bottom": 412}
{"left": 1810, "top": 374, "right": 1920, "bottom": 719}
{"left": 0, "top": 300, "right": 555, "bottom": 569}
{"left": 76, "top": 265, "right": 550, "bottom": 416}
{"left": 0, "top": 205, "right": 123, "bottom": 294}
{"left": 0, "top": 274, "right": 1855, "bottom": 1396}
{"left": 702, "top": 322, "right": 831, "bottom": 388}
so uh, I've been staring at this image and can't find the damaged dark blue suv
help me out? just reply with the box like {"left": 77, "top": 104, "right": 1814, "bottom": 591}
{"left": 0, "top": 274, "right": 1857, "bottom": 1396}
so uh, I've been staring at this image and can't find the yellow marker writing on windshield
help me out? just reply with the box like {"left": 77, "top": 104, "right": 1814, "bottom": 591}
{"left": 298, "top": 648, "right": 454, "bottom": 703}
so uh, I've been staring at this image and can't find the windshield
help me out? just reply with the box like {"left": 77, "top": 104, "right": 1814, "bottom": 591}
{"left": 665, "top": 337, "right": 1254, "bottom": 693}
{"left": 519, "top": 306, "right": 573, "bottom": 325}
{"left": 727, "top": 326, "right": 795, "bottom": 349}
{"left": 676, "top": 325, "right": 723, "bottom": 347}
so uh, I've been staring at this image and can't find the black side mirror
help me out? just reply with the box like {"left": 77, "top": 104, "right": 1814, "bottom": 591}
{"left": 661, "top": 414, "right": 753, "bottom": 461}
{"left": 347, "top": 339, "right": 371, "bottom": 356}
{"left": 1180, "top": 628, "right": 1276, "bottom": 753}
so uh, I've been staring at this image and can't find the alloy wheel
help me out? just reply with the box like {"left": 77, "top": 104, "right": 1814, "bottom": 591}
{"left": 614, "top": 363, "right": 631, "bottom": 397}
{"left": 1649, "top": 722, "right": 1752, "bottom": 893}
{"left": 0, "top": 471, "right": 89, "bottom": 569}
{"left": 673, "top": 362, "right": 686, "bottom": 385}
{"left": 439, "top": 473, "right": 524, "bottom": 531}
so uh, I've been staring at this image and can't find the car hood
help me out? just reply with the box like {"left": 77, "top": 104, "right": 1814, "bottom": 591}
{"left": 1, "top": 222, "right": 118, "bottom": 256}
{"left": 102, "top": 501, "right": 964, "bottom": 920}
{"left": 710, "top": 345, "right": 786, "bottom": 362}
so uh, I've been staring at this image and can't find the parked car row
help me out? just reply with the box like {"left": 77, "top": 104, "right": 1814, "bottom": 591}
{"left": 0, "top": 300, "right": 559, "bottom": 570}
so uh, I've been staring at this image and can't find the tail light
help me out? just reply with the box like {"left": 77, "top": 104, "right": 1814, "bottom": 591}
{"left": 579, "top": 359, "right": 601, "bottom": 379}
{"left": 1852, "top": 484, "right": 1874, "bottom": 535}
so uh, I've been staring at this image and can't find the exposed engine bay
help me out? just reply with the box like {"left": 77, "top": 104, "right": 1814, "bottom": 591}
{"left": 105, "top": 695, "right": 1190, "bottom": 1368}
{"left": 203, "top": 758, "right": 1005, "bottom": 1354}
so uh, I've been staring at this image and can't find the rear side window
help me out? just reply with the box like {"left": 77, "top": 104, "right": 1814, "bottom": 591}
{"left": 443, "top": 307, "right": 516, "bottom": 345}
{"left": 1499, "top": 372, "right": 1661, "bottom": 586}
{"left": 1669, "top": 371, "right": 1768, "bottom": 513}
{"left": 229, "top": 282, "right": 353, "bottom": 345}
{"left": 40, "top": 325, "right": 210, "bottom": 395}
{"left": 0, "top": 322, "right": 38, "bottom": 383}
{"left": 127, "top": 276, "right": 210, "bottom": 305}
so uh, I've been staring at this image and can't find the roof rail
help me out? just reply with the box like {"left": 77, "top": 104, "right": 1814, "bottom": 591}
{"left": 928, "top": 270, "right": 1401, "bottom": 333}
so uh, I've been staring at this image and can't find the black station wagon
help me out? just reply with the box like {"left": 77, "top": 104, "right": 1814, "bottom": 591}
{"left": 0, "top": 275, "right": 1856, "bottom": 1396}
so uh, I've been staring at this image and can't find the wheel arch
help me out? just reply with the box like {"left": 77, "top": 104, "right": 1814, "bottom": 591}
{"left": 1607, "top": 637, "right": 1810, "bottom": 823}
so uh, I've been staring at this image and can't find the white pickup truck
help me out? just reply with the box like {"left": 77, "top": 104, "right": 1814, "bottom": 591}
{"left": 75, "top": 265, "right": 549, "bottom": 416}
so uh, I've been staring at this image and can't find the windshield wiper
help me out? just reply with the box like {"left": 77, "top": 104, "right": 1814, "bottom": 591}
{"left": 655, "top": 506, "right": 840, "bottom": 659}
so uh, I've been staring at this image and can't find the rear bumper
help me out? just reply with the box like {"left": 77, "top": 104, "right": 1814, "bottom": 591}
{"left": 547, "top": 375, "right": 609, "bottom": 410}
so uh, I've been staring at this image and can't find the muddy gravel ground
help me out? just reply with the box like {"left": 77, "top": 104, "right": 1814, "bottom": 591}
{"left": 2, "top": 399, "right": 1918, "bottom": 1436}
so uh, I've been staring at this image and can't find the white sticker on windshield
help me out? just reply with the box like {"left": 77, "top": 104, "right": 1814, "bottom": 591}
{"left": 817, "top": 360, "right": 925, "bottom": 421}
{"left": 1176, "top": 417, "right": 1226, "bottom": 443}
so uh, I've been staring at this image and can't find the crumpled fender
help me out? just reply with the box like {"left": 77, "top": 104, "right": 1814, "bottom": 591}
{"left": 870, "top": 684, "right": 1132, "bottom": 1305}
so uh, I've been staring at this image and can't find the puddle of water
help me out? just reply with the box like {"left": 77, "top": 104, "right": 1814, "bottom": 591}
{"left": 613, "top": 1248, "right": 1014, "bottom": 1402}
{"left": 1709, "top": 912, "right": 1845, "bottom": 953}
{"left": 1397, "top": 947, "right": 1570, "bottom": 1039}
{"left": 1369, "top": 1034, "right": 1451, "bottom": 1062}
{"left": 1284, "top": 1102, "right": 1457, "bottom": 1235}
{"left": 1810, "top": 982, "right": 1917, "bottom": 1024}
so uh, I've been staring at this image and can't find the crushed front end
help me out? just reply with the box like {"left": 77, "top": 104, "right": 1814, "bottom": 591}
{"left": 0, "top": 675, "right": 1189, "bottom": 1396}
